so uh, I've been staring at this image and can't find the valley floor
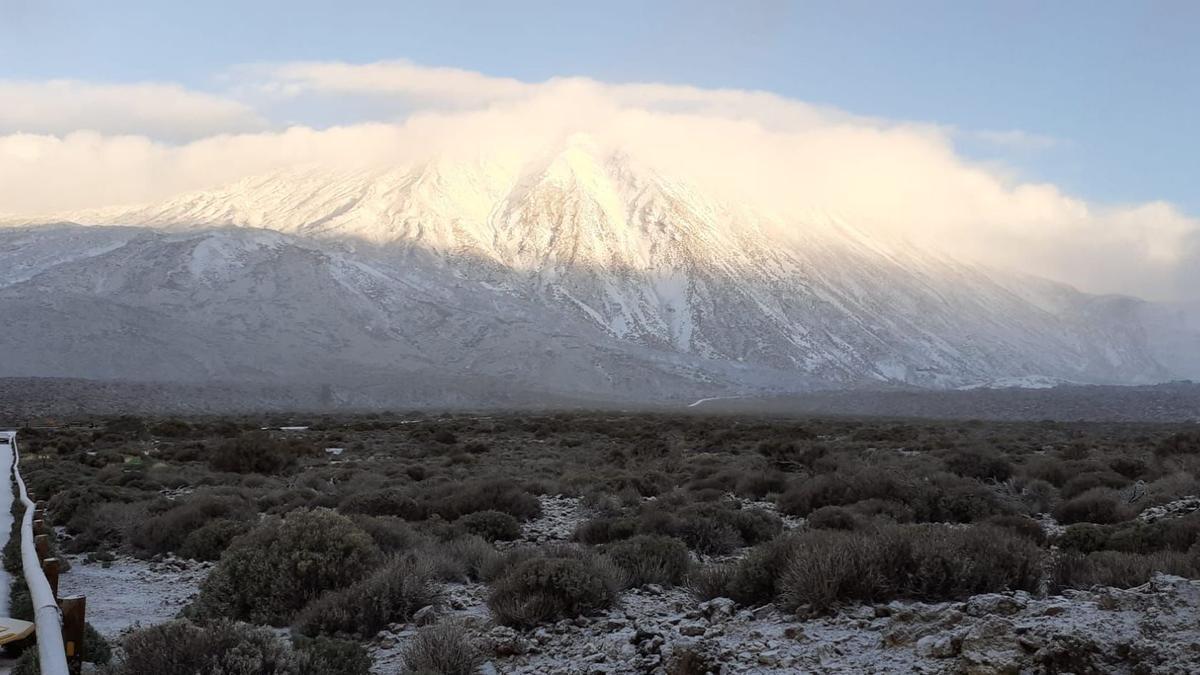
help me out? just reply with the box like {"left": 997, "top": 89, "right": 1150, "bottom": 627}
{"left": 10, "top": 412, "right": 1200, "bottom": 673}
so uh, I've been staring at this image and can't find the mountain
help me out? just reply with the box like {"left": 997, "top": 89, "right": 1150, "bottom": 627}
{"left": 2, "top": 138, "right": 1197, "bottom": 405}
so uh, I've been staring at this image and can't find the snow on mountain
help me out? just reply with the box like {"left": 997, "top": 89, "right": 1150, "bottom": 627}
{"left": 2, "top": 137, "right": 1196, "bottom": 402}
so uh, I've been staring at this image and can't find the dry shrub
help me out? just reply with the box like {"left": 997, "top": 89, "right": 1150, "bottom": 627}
{"left": 1051, "top": 550, "right": 1200, "bottom": 590}
{"left": 487, "top": 550, "right": 623, "bottom": 626}
{"left": 1053, "top": 488, "right": 1132, "bottom": 525}
{"left": 294, "top": 557, "right": 439, "bottom": 638}
{"left": 777, "top": 524, "right": 1043, "bottom": 612}
{"left": 602, "top": 535, "right": 691, "bottom": 587}
{"left": 401, "top": 621, "right": 483, "bottom": 675}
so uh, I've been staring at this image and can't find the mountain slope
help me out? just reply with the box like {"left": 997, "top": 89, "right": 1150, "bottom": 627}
{"left": 2, "top": 140, "right": 1197, "bottom": 402}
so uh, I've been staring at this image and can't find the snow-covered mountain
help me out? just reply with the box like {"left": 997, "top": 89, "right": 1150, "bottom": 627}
{"left": 2, "top": 138, "right": 1196, "bottom": 404}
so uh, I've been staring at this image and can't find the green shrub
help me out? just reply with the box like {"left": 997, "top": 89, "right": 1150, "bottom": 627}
{"left": 401, "top": 621, "right": 483, "bottom": 675}
{"left": 488, "top": 553, "right": 622, "bottom": 626}
{"left": 294, "top": 557, "right": 439, "bottom": 638}
{"left": 190, "top": 509, "right": 381, "bottom": 625}
{"left": 179, "top": 518, "right": 254, "bottom": 561}
{"left": 603, "top": 535, "right": 691, "bottom": 587}
{"left": 455, "top": 510, "right": 521, "bottom": 542}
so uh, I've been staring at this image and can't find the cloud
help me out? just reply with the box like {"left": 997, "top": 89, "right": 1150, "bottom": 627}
{"left": 0, "top": 80, "right": 265, "bottom": 139}
{"left": 0, "top": 61, "right": 1196, "bottom": 301}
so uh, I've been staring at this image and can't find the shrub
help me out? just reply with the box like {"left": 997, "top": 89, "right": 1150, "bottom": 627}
{"left": 1102, "top": 515, "right": 1200, "bottom": 554}
{"left": 178, "top": 518, "right": 253, "bottom": 561}
{"left": 1156, "top": 431, "right": 1200, "bottom": 458}
{"left": 108, "top": 620, "right": 299, "bottom": 675}
{"left": 455, "top": 510, "right": 521, "bottom": 542}
{"left": 1060, "top": 472, "right": 1130, "bottom": 500}
{"left": 430, "top": 479, "right": 541, "bottom": 522}
{"left": 190, "top": 509, "right": 381, "bottom": 625}
{"left": 1109, "top": 457, "right": 1148, "bottom": 479}
{"left": 734, "top": 470, "right": 788, "bottom": 499}
{"left": 488, "top": 553, "right": 622, "bottom": 626}
{"left": 419, "top": 535, "right": 501, "bottom": 583}
{"left": 807, "top": 506, "right": 861, "bottom": 531}
{"left": 602, "top": 535, "right": 691, "bottom": 587}
{"left": 1051, "top": 550, "right": 1200, "bottom": 590}
{"left": 1053, "top": 488, "right": 1131, "bottom": 525}
{"left": 294, "top": 557, "right": 439, "bottom": 638}
{"left": 690, "top": 535, "right": 795, "bottom": 606}
{"left": 209, "top": 431, "right": 315, "bottom": 474}
{"left": 943, "top": 449, "right": 1012, "bottom": 482}
{"left": 348, "top": 515, "right": 427, "bottom": 554}
{"left": 130, "top": 494, "right": 256, "bottom": 558}
{"left": 574, "top": 516, "right": 638, "bottom": 545}
{"left": 778, "top": 468, "right": 905, "bottom": 516}
{"left": 339, "top": 490, "right": 428, "bottom": 520}
{"left": 983, "top": 514, "right": 1048, "bottom": 545}
{"left": 401, "top": 621, "right": 483, "bottom": 675}
{"left": 1056, "top": 524, "right": 1114, "bottom": 553}
{"left": 295, "top": 637, "right": 372, "bottom": 675}
{"left": 778, "top": 524, "right": 1043, "bottom": 612}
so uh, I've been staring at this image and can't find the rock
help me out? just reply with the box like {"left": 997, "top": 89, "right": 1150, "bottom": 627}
{"left": 413, "top": 604, "right": 438, "bottom": 625}
{"left": 965, "top": 594, "right": 1028, "bottom": 617}
{"left": 488, "top": 626, "right": 530, "bottom": 657}
{"left": 758, "top": 649, "right": 781, "bottom": 666}
{"left": 479, "top": 663, "right": 500, "bottom": 675}
{"left": 643, "top": 583, "right": 664, "bottom": 596}
{"left": 699, "top": 597, "right": 736, "bottom": 620}
{"left": 678, "top": 621, "right": 707, "bottom": 637}
{"left": 915, "top": 634, "right": 961, "bottom": 658}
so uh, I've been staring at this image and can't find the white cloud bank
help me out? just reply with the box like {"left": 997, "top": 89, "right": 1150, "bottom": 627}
{"left": 0, "top": 61, "right": 1196, "bottom": 301}
{"left": 0, "top": 80, "right": 264, "bottom": 139}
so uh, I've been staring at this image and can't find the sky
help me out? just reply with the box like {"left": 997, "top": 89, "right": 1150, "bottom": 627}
{"left": 1, "top": 0, "right": 1197, "bottom": 300}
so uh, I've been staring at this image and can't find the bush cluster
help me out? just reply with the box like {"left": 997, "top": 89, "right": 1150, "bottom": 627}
{"left": 602, "top": 535, "right": 691, "bottom": 587}
{"left": 190, "top": 509, "right": 381, "bottom": 625}
{"left": 488, "top": 550, "right": 623, "bottom": 626}
{"left": 294, "top": 557, "right": 439, "bottom": 638}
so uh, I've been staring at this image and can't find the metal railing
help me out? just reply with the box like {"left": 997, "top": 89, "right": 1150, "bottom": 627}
{"left": 7, "top": 432, "right": 70, "bottom": 675}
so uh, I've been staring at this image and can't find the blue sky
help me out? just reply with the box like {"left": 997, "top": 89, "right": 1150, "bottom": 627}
{"left": 3, "top": 0, "right": 1197, "bottom": 212}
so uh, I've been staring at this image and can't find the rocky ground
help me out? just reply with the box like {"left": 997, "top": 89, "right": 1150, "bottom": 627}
{"left": 368, "top": 495, "right": 1200, "bottom": 674}
{"left": 58, "top": 554, "right": 210, "bottom": 639}
{"left": 49, "top": 494, "right": 1200, "bottom": 674}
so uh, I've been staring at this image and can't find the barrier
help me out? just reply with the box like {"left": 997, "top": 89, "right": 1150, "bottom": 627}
{"left": 5, "top": 432, "right": 71, "bottom": 675}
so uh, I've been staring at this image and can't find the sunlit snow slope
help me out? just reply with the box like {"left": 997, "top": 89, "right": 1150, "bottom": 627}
{"left": 3, "top": 138, "right": 1197, "bottom": 403}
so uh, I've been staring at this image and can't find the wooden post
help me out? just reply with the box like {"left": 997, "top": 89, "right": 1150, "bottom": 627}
{"left": 33, "top": 519, "right": 46, "bottom": 536}
{"left": 42, "top": 557, "right": 60, "bottom": 597}
{"left": 60, "top": 596, "right": 85, "bottom": 675}
{"left": 34, "top": 534, "right": 50, "bottom": 562}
